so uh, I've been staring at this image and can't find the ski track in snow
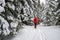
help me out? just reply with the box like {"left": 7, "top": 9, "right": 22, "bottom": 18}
{"left": 11, "top": 25, "right": 60, "bottom": 40}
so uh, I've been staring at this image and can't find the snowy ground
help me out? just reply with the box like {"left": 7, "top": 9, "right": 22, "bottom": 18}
{"left": 11, "top": 25, "right": 60, "bottom": 40}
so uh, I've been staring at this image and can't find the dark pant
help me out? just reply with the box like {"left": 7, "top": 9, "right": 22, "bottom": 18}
{"left": 34, "top": 23, "right": 37, "bottom": 29}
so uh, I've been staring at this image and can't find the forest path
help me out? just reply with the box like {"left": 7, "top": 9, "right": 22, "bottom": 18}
{"left": 12, "top": 25, "right": 60, "bottom": 40}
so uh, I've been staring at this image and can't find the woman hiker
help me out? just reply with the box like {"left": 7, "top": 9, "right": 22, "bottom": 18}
{"left": 33, "top": 16, "right": 38, "bottom": 29}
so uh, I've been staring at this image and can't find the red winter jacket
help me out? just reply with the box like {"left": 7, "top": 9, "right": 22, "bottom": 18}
{"left": 33, "top": 17, "right": 38, "bottom": 23}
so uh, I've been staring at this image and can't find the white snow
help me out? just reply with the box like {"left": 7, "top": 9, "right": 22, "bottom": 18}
{"left": 0, "top": 16, "right": 9, "bottom": 28}
{"left": 0, "top": 0, "right": 5, "bottom": 13}
{"left": 0, "top": 6, "right": 5, "bottom": 12}
{"left": 11, "top": 25, "right": 60, "bottom": 40}
{"left": 7, "top": 16, "right": 14, "bottom": 20}
{"left": 40, "top": 0, "right": 46, "bottom": 5}
{"left": 23, "top": 17, "right": 29, "bottom": 21}
{"left": 0, "top": 16, "right": 10, "bottom": 35}
{"left": 0, "top": 0, "right": 5, "bottom": 7}
{"left": 7, "top": 2, "right": 15, "bottom": 10}
{"left": 10, "top": 21, "right": 18, "bottom": 28}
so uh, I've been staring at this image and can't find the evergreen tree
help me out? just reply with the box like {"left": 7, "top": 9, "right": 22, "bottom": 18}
{"left": 42, "top": 0, "right": 60, "bottom": 26}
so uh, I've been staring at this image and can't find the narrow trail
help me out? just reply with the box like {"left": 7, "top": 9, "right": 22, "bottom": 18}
{"left": 11, "top": 25, "right": 60, "bottom": 40}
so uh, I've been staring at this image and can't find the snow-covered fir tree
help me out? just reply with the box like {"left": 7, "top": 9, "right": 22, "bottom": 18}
{"left": 41, "top": 0, "right": 60, "bottom": 26}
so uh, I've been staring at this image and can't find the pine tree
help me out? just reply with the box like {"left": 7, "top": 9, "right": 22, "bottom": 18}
{"left": 42, "top": 0, "right": 60, "bottom": 26}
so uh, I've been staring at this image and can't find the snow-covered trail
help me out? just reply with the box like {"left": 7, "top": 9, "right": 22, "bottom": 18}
{"left": 11, "top": 25, "right": 60, "bottom": 40}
